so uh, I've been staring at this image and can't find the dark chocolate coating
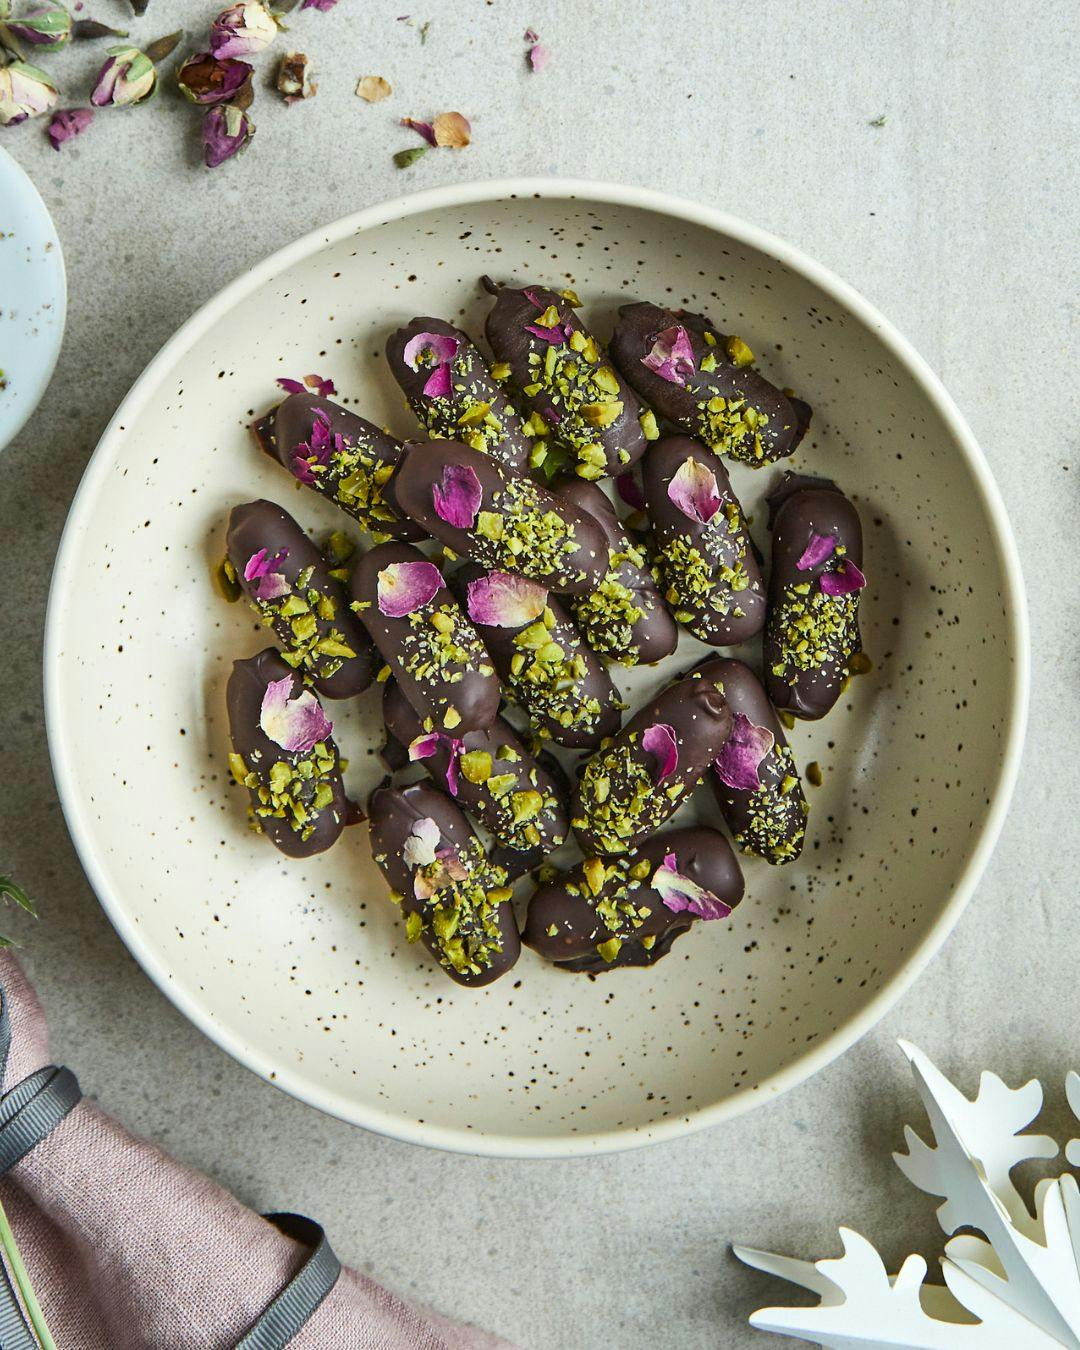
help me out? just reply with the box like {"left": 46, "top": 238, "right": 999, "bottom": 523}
{"left": 643, "top": 436, "right": 766, "bottom": 646}
{"left": 226, "top": 499, "right": 377, "bottom": 699}
{"left": 451, "top": 562, "right": 622, "bottom": 751}
{"left": 368, "top": 781, "right": 520, "bottom": 986}
{"left": 382, "top": 680, "right": 569, "bottom": 881}
{"left": 385, "top": 317, "right": 532, "bottom": 473}
{"left": 483, "top": 280, "right": 647, "bottom": 478}
{"left": 523, "top": 826, "right": 743, "bottom": 972}
{"left": 556, "top": 479, "right": 678, "bottom": 666}
{"left": 695, "top": 657, "right": 808, "bottom": 865}
{"left": 252, "top": 391, "right": 425, "bottom": 542}
{"left": 351, "top": 542, "right": 500, "bottom": 735}
{"left": 763, "top": 473, "right": 864, "bottom": 720}
{"left": 609, "top": 301, "right": 808, "bottom": 467}
{"left": 394, "top": 439, "right": 608, "bottom": 595}
{"left": 226, "top": 648, "right": 348, "bottom": 858}
{"left": 571, "top": 666, "right": 733, "bottom": 855}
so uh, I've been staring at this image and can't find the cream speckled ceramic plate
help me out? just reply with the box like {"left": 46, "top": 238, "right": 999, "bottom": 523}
{"left": 44, "top": 180, "right": 1027, "bottom": 1156}
{"left": 0, "top": 148, "right": 66, "bottom": 452}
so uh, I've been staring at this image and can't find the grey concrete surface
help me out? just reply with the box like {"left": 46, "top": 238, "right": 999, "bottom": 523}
{"left": 1, "top": 0, "right": 1077, "bottom": 1345}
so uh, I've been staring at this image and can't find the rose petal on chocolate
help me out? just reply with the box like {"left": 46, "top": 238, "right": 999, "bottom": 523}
{"left": 653, "top": 852, "right": 732, "bottom": 921}
{"left": 797, "top": 531, "right": 837, "bottom": 571}
{"left": 615, "top": 471, "right": 645, "bottom": 511}
{"left": 527, "top": 42, "right": 549, "bottom": 71}
{"left": 641, "top": 325, "right": 696, "bottom": 385}
{"left": 259, "top": 675, "right": 332, "bottom": 754}
{"left": 403, "top": 331, "right": 459, "bottom": 370}
{"left": 422, "top": 364, "right": 451, "bottom": 398}
{"left": 356, "top": 74, "right": 391, "bottom": 101}
{"left": 466, "top": 571, "right": 548, "bottom": 627}
{"left": 522, "top": 286, "right": 548, "bottom": 308}
{"left": 524, "top": 321, "right": 568, "bottom": 345}
{"left": 667, "top": 456, "right": 722, "bottom": 524}
{"left": 714, "top": 713, "right": 775, "bottom": 792}
{"left": 376, "top": 560, "right": 443, "bottom": 617}
{"left": 433, "top": 110, "right": 470, "bottom": 147}
{"left": 276, "top": 373, "right": 336, "bottom": 397}
{"left": 432, "top": 462, "right": 483, "bottom": 529}
{"left": 413, "top": 845, "right": 468, "bottom": 900}
{"left": 243, "top": 546, "right": 290, "bottom": 601}
{"left": 820, "top": 560, "right": 867, "bottom": 597}
{"left": 400, "top": 115, "right": 436, "bottom": 145}
{"left": 407, "top": 731, "right": 441, "bottom": 761}
{"left": 403, "top": 815, "right": 441, "bottom": 867}
{"left": 641, "top": 722, "right": 678, "bottom": 784}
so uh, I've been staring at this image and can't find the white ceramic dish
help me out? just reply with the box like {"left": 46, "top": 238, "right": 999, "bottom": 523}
{"left": 44, "top": 179, "right": 1027, "bottom": 1157}
{"left": 0, "top": 148, "right": 66, "bottom": 451}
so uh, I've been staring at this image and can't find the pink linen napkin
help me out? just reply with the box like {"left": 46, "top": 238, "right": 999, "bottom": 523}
{"left": 0, "top": 952, "right": 509, "bottom": 1349}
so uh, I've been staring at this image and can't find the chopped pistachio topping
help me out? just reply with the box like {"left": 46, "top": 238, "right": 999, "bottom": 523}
{"left": 294, "top": 423, "right": 402, "bottom": 534}
{"left": 244, "top": 569, "right": 358, "bottom": 684}
{"left": 397, "top": 600, "right": 489, "bottom": 721}
{"left": 237, "top": 736, "right": 339, "bottom": 842}
{"left": 725, "top": 335, "right": 755, "bottom": 367}
{"left": 570, "top": 543, "right": 651, "bottom": 665}
{"left": 500, "top": 607, "right": 609, "bottom": 735}
{"left": 575, "top": 738, "right": 684, "bottom": 855}
{"left": 654, "top": 495, "right": 751, "bottom": 639}
{"left": 768, "top": 581, "right": 861, "bottom": 687}
{"left": 683, "top": 341, "right": 771, "bottom": 461}
{"left": 405, "top": 835, "right": 512, "bottom": 975}
{"left": 727, "top": 742, "right": 808, "bottom": 865}
{"left": 466, "top": 476, "right": 588, "bottom": 586}
{"left": 409, "top": 341, "right": 521, "bottom": 461}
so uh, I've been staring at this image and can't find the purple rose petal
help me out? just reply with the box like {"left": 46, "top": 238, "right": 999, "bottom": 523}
{"left": 210, "top": 0, "right": 277, "bottom": 58}
{"left": 522, "top": 286, "right": 548, "bottom": 308}
{"left": 400, "top": 116, "right": 437, "bottom": 146}
{"left": 525, "top": 320, "right": 569, "bottom": 345}
{"left": 714, "top": 713, "right": 775, "bottom": 793}
{"left": 422, "top": 364, "right": 452, "bottom": 398}
{"left": 653, "top": 851, "right": 732, "bottom": 921}
{"left": 259, "top": 675, "right": 332, "bottom": 754}
{"left": 243, "top": 547, "right": 290, "bottom": 601}
{"left": 46, "top": 107, "right": 93, "bottom": 151}
{"left": 413, "top": 847, "right": 469, "bottom": 901}
{"left": 432, "top": 462, "right": 483, "bottom": 529}
{"left": 277, "top": 373, "right": 337, "bottom": 397}
{"left": 466, "top": 571, "right": 548, "bottom": 628}
{"left": 641, "top": 325, "right": 696, "bottom": 386}
{"left": 403, "top": 816, "right": 441, "bottom": 867}
{"left": 641, "top": 722, "right": 678, "bottom": 784}
{"left": 820, "top": 560, "right": 867, "bottom": 597}
{"left": 403, "top": 331, "right": 459, "bottom": 369}
{"left": 528, "top": 42, "right": 550, "bottom": 72}
{"left": 301, "top": 0, "right": 338, "bottom": 9}
{"left": 408, "top": 732, "right": 465, "bottom": 796}
{"left": 376, "top": 560, "right": 443, "bottom": 617}
{"left": 797, "top": 531, "right": 837, "bottom": 571}
{"left": 667, "top": 456, "right": 722, "bottom": 524}
{"left": 615, "top": 472, "right": 645, "bottom": 511}
{"left": 290, "top": 407, "right": 340, "bottom": 483}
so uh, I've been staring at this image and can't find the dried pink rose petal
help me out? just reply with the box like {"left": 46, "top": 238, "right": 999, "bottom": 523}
{"left": 403, "top": 331, "right": 460, "bottom": 398}
{"left": 641, "top": 325, "right": 696, "bottom": 386}
{"left": 413, "top": 847, "right": 469, "bottom": 901}
{"left": 797, "top": 531, "right": 837, "bottom": 571}
{"left": 376, "top": 560, "right": 443, "bottom": 617}
{"left": 714, "top": 713, "right": 775, "bottom": 792}
{"left": 402, "top": 816, "right": 441, "bottom": 867}
{"left": 259, "top": 676, "right": 332, "bottom": 754}
{"left": 527, "top": 42, "right": 550, "bottom": 72}
{"left": 422, "top": 364, "right": 451, "bottom": 398}
{"left": 523, "top": 27, "right": 539, "bottom": 41}
{"left": 400, "top": 115, "right": 436, "bottom": 146}
{"left": 46, "top": 107, "right": 93, "bottom": 150}
{"left": 210, "top": 0, "right": 277, "bottom": 58}
{"left": 466, "top": 571, "right": 548, "bottom": 628}
{"left": 615, "top": 471, "right": 645, "bottom": 511}
{"left": 277, "top": 373, "right": 337, "bottom": 397}
{"left": 525, "top": 319, "right": 569, "bottom": 345}
{"left": 202, "top": 103, "right": 255, "bottom": 169}
{"left": 653, "top": 851, "right": 732, "bottom": 921}
{"left": 408, "top": 732, "right": 465, "bottom": 796}
{"left": 301, "top": 0, "right": 337, "bottom": 9}
{"left": 820, "top": 560, "right": 867, "bottom": 597}
{"left": 641, "top": 722, "right": 678, "bottom": 784}
{"left": 243, "top": 547, "right": 290, "bottom": 601}
{"left": 432, "top": 111, "right": 470, "bottom": 148}
{"left": 667, "top": 456, "right": 722, "bottom": 524}
{"left": 432, "top": 462, "right": 483, "bottom": 530}
{"left": 290, "top": 407, "right": 340, "bottom": 484}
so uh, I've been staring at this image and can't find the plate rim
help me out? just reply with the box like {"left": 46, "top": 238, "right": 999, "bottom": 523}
{"left": 0, "top": 146, "right": 67, "bottom": 452}
{"left": 43, "top": 176, "right": 1030, "bottom": 1158}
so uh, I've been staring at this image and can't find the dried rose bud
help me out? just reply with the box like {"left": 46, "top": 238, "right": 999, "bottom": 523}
{"left": 276, "top": 50, "right": 314, "bottom": 103}
{"left": 5, "top": 3, "right": 71, "bottom": 49}
{"left": 202, "top": 100, "right": 253, "bottom": 167}
{"left": 177, "top": 50, "right": 252, "bottom": 105}
{"left": 210, "top": 0, "right": 276, "bottom": 58}
{"left": 90, "top": 44, "right": 156, "bottom": 107}
{"left": 46, "top": 105, "right": 93, "bottom": 148}
{"left": 0, "top": 60, "right": 58, "bottom": 124}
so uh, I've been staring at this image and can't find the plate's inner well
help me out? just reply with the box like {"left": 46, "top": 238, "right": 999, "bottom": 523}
{"left": 49, "top": 196, "right": 1014, "bottom": 1145}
